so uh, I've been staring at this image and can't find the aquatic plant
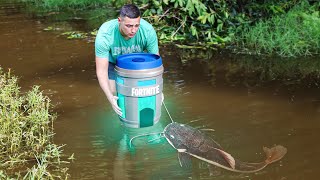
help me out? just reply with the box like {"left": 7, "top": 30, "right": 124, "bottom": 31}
{"left": 235, "top": 1, "right": 320, "bottom": 57}
{"left": 60, "top": 31, "right": 88, "bottom": 39}
{"left": 0, "top": 67, "right": 72, "bottom": 179}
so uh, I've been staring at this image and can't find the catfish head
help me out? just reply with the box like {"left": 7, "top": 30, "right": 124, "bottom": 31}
{"left": 163, "top": 122, "right": 206, "bottom": 151}
{"left": 164, "top": 122, "right": 187, "bottom": 150}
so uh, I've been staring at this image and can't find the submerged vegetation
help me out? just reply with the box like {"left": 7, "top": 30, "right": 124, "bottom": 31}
{"left": 0, "top": 67, "right": 72, "bottom": 179}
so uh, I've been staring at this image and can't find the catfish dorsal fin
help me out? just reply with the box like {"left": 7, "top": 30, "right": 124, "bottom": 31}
{"left": 214, "top": 148, "right": 236, "bottom": 169}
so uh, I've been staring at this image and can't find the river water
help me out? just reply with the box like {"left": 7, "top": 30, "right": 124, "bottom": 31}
{"left": 1, "top": 1, "right": 320, "bottom": 180}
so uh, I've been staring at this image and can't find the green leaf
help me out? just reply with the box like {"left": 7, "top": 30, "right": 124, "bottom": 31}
{"left": 186, "top": 0, "right": 195, "bottom": 16}
{"left": 154, "top": 0, "right": 160, "bottom": 7}
{"left": 157, "top": 8, "right": 162, "bottom": 15}
{"left": 208, "top": 14, "right": 215, "bottom": 24}
{"left": 197, "top": 15, "right": 207, "bottom": 24}
{"left": 224, "top": 11, "right": 229, "bottom": 19}
{"left": 217, "top": 21, "right": 223, "bottom": 32}
{"left": 190, "top": 25, "right": 198, "bottom": 39}
{"left": 160, "top": 33, "right": 166, "bottom": 40}
{"left": 210, "top": 14, "right": 215, "bottom": 24}
{"left": 174, "top": 1, "right": 178, "bottom": 8}
{"left": 178, "top": 0, "right": 184, "bottom": 7}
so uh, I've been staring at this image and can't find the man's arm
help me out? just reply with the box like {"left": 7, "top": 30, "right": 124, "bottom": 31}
{"left": 146, "top": 25, "right": 159, "bottom": 54}
{"left": 95, "top": 56, "right": 122, "bottom": 116}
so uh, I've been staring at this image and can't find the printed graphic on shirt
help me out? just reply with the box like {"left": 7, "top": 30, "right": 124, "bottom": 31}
{"left": 113, "top": 45, "right": 142, "bottom": 56}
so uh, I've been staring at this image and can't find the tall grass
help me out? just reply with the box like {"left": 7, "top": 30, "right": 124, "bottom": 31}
{"left": 236, "top": 1, "right": 320, "bottom": 57}
{"left": 21, "top": 0, "right": 112, "bottom": 11}
{"left": 0, "top": 67, "right": 72, "bottom": 179}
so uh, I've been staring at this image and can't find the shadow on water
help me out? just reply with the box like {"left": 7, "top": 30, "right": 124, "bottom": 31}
{"left": 1, "top": 1, "right": 320, "bottom": 179}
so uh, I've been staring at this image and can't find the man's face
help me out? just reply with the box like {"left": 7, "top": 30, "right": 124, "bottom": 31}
{"left": 118, "top": 16, "right": 141, "bottom": 39}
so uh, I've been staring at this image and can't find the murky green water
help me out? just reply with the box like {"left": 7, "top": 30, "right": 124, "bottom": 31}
{"left": 1, "top": 1, "right": 320, "bottom": 180}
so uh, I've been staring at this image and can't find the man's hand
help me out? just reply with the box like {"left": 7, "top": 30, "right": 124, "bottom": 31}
{"left": 96, "top": 57, "right": 122, "bottom": 116}
{"left": 111, "top": 96, "right": 122, "bottom": 116}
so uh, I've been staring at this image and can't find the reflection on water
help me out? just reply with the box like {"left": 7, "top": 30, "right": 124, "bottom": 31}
{"left": 88, "top": 108, "right": 185, "bottom": 180}
{"left": 1, "top": 2, "right": 320, "bottom": 180}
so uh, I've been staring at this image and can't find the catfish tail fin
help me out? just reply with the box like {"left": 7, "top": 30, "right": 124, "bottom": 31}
{"left": 263, "top": 145, "right": 287, "bottom": 164}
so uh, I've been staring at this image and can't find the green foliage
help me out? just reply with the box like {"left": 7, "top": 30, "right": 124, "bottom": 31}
{"left": 18, "top": 0, "right": 320, "bottom": 55}
{"left": 139, "top": 0, "right": 237, "bottom": 46}
{"left": 21, "top": 0, "right": 111, "bottom": 11}
{"left": 237, "top": 0, "right": 301, "bottom": 19}
{"left": 235, "top": 1, "right": 320, "bottom": 57}
{"left": 0, "top": 67, "right": 72, "bottom": 179}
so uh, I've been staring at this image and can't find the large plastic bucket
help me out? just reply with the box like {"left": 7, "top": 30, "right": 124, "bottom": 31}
{"left": 115, "top": 53, "right": 163, "bottom": 128}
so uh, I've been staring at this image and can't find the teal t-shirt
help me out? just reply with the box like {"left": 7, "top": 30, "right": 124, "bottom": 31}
{"left": 95, "top": 19, "right": 159, "bottom": 63}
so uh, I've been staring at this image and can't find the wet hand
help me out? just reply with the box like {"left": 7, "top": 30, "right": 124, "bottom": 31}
{"left": 111, "top": 96, "right": 122, "bottom": 116}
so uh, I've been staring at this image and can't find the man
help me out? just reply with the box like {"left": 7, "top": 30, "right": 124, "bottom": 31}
{"left": 95, "top": 4, "right": 159, "bottom": 116}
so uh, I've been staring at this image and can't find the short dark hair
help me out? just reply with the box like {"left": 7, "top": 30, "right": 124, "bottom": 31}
{"left": 120, "top": 4, "right": 141, "bottom": 18}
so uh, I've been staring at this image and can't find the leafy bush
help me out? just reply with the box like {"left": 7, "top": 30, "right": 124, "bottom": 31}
{"left": 138, "top": 0, "right": 237, "bottom": 45}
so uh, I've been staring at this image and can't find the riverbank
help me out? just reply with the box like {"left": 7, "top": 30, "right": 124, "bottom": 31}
{"left": 19, "top": 0, "right": 320, "bottom": 57}
{"left": 15, "top": 0, "right": 320, "bottom": 83}
{"left": 0, "top": 68, "right": 73, "bottom": 179}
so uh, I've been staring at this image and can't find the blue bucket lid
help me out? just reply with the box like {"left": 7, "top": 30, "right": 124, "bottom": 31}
{"left": 116, "top": 53, "right": 162, "bottom": 70}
